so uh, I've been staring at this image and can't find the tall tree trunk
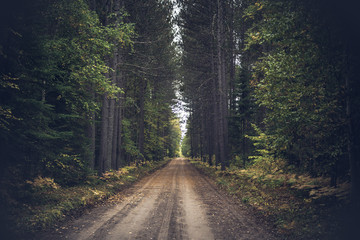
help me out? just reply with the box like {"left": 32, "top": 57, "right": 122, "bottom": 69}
{"left": 99, "top": 93, "right": 109, "bottom": 173}
{"left": 87, "top": 103, "right": 96, "bottom": 170}
{"left": 228, "top": 0, "right": 235, "bottom": 113}
{"left": 189, "top": 111, "right": 194, "bottom": 158}
{"left": 116, "top": 62, "right": 124, "bottom": 169}
{"left": 211, "top": 38, "right": 220, "bottom": 166}
{"left": 110, "top": 39, "right": 121, "bottom": 169}
{"left": 138, "top": 78, "right": 146, "bottom": 160}
{"left": 112, "top": 99, "right": 119, "bottom": 169}
{"left": 114, "top": 0, "right": 124, "bottom": 169}
{"left": 106, "top": 68, "right": 116, "bottom": 172}
{"left": 217, "top": 0, "right": 228, "bottom": 170}
{"left": 98, "top": 0, "right": 121, "bottom": 173}
{"left": 115, "top": 97, "right": 123, "bottom": 169}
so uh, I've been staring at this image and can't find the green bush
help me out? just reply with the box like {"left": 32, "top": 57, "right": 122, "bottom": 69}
{"left": 44, "top": 154, "right": 88, "bottom": 186}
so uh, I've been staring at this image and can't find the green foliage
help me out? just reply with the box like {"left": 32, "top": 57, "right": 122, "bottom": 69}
{"left": 45, "top": 0, "right": 133, "bottom": 99}
{"left": 246, "top": 124, "right": 283, "bottom": 173}
{"left": 0, "top": 0, "right": 176, "bottom": 235}
{"left": 119, "top": 0, "right": 176, "bottom": 164}
{"left": 122, "top": 118, "right": 142, "bottom": 159}
{"left": 44, "top": 154, "right": 88, "bottom": 186}
{"left": 181, "top": 132, "right": 191, "bottom": 157}
{"left": 0, "top": 76, "right": 20, "bottom": 130}
{"left": 167, "top": 118, "right": 182, "bottom": 158}
{"left": 0, "top": 0, "right": 136, "bottom": 180}
{"left": 228, "top": 66, "right": 256, "bottom": 165}
{"left": 244, "top": 0, "right": 347, "bottom": 177}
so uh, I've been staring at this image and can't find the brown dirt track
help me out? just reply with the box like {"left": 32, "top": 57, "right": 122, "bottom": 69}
{"left": 37, "top": 158, "right": 277, "bottom": 240}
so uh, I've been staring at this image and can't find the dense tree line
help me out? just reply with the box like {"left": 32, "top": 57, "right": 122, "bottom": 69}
{"left": 179, "top": 0, "right": 360, "bottom": 206}
{"left": 178, "top": 0, "right": 230, "bottom": 169}
{"left": 0, "top": 0, "right": 181, "bottom": 186}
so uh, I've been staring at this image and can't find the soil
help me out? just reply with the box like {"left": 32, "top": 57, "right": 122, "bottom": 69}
{"left": 35, "top": 158, "right": 278, "bottom": 240}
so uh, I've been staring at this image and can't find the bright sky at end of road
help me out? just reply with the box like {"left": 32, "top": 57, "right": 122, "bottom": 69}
{"left": 173, "top": 89, "right": 188, "bottom": 141}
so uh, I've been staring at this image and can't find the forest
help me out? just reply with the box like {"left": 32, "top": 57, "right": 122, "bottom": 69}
{"left": 0, "top": 0, "right": 181, "bottom": 234}
{"left": 1, "top": 0, "right": 360, "bottom": 238}
{"left": 0, "top": 0, "right": 181, "bottom": 179}
{"left": 179, "top": 0, "right": 360, "bottom": 206}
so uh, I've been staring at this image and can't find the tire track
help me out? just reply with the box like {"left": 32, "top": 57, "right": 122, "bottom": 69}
{"left": 157, "top": 162, "right": 178, "bottom": 240}
{"left": 100, "top": 161, "right": 178, "bottom": 240}
{"left": 43, "top": 163, "right": 169, "bottom": 240}
{"left": 187, "top": 162, "right": 277, "bottom": 240}
{"left": 36, "top": 159, "right": 277, "bottom": 240}
{"left": 179, "top": 159, "right": 214, "bottom": 240}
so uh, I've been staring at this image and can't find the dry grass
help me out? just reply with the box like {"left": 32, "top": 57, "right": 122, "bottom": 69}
{"left": 1, "top": 159, "right": 170, "bottom": 236}
{"left": 191, "top": 159, "right": 351, "bottom": 240}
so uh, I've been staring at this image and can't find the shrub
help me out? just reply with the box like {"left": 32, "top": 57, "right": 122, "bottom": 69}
{"left": 44, "top": 154, "right": 88, "bottom": 186}
{"left": 26, "top": 176, "right": 60, "bottom": 191}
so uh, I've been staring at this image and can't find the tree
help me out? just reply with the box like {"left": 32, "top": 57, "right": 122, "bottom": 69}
{"left": 120, "top": 0, "right": 177, "bottom": 163}
{"left": 178, "top": 0, "right": 230, "bottom": 168}
{"left": 242, "top": 0, "right": 360, "bottom": 208}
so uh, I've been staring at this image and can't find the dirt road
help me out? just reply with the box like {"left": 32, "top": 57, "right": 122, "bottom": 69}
{"left": 38, "top": 158, "right": 277, "bottom": 240}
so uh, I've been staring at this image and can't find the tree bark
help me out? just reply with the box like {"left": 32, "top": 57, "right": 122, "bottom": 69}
{"left": 99, "top": 93, "right": 109, "bottom": 173}
{"left": 106, "top": 93, "right": 115, "bottom": 172}
{"left": 116, "top": 52, "right": 124, "bottom": 169}
{"left": 87, "top": 104, "right": 96, "bottom": 170}
{"left": 112, "top": 99, "right": 119, "bottom": 169}
{"left": 217, "top": 0, "right": 228, "bottom": 170}
{"left": 138, "top": 78, "right": 146, "bottom": 160}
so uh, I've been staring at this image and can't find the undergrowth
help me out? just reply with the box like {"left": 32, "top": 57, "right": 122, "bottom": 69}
{"left": 0, "top": 159, "right": 170, "bottom": 237}
{"left": 190, "top": 159, "right": 351, "bottom": 240}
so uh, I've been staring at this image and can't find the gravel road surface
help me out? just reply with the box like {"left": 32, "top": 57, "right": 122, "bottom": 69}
{"left": 37, "top": 158, "right": 277, "bottom": 240}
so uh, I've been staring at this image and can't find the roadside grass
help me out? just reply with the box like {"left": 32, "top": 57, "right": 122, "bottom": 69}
{"left": 1, "top": 159, "right": 170, "bottom": 236}
{"left": 190, "top": 159, "right": 351, "bottom": 240}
